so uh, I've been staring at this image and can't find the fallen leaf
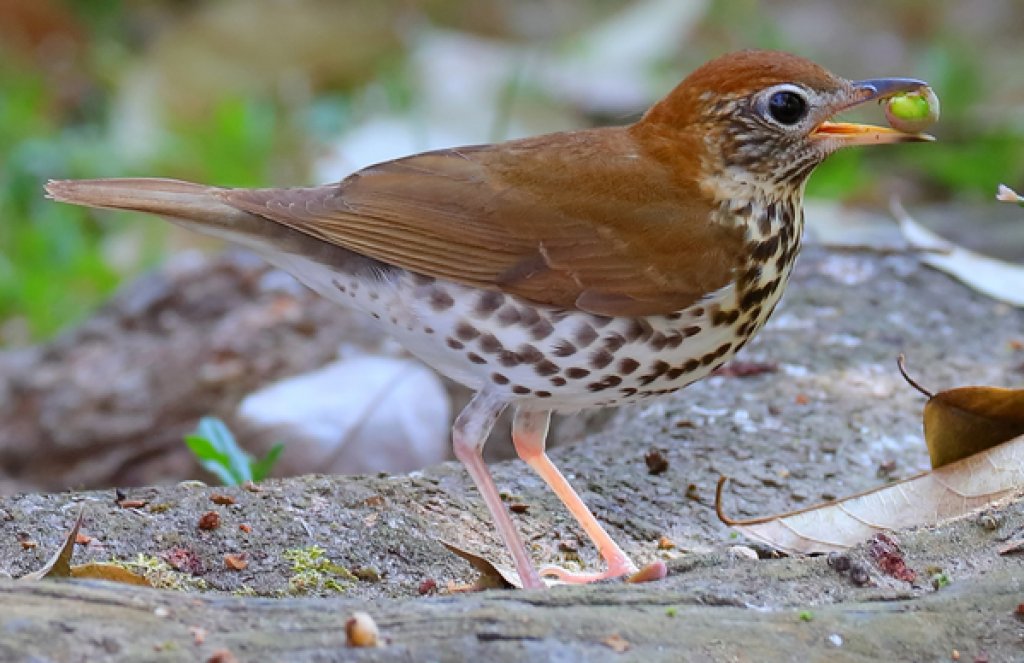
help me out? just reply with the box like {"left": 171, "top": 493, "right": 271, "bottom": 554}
{"left": 899, "top": 356, "right": 1024, "bottom": 468}
{"left": 895, "top": 201, "right": 1024, "bottom": 307}
{"left": 716, "top": 434, "right": 1024, "bottom": 555}
{"left": 69, "top": 562, "right": 151, "bottom": 586}
{"left": 997, "top": 539, "right": 1024, "bottom": 556}
{"left": 602, "top": 634, "right": 630, "bottom": 653}
{"left": 20, "top": 510, "right": 83, "bottom": 581}
{"left": 210, "top": 493, "right": 237, "bottom": 506}
{"left": 438, "top": 540, "right": 517, "bottom": 589}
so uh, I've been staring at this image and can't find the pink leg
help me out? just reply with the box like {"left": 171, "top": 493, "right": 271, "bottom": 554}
{"left": 452, "top": 392, "right": 544, "bottom": 590}
{"left": 512, "top": 408, "right": 647, "bottom": 583}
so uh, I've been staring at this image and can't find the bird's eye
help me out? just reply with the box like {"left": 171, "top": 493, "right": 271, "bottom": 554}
{"left": 767, "top": 90, "right": 808, "bottom": 125}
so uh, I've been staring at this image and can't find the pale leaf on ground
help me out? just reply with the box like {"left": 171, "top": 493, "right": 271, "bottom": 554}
{"left": 19, "top": 510, "right": 83, "bottom": 581}
{"left": 996, "top": 184, "right": 1022, "bottom": 206}
{"left": 717, "top": 435, "right": 1024, "bottom": 555}
{"left": 894, "top": 201, "right": 1024, "bottom": 307}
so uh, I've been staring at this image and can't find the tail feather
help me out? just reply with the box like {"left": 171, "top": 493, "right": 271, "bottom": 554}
{"left": 44, "top": 177, "right": 391, "bottom": 282}
{"left": 45, "top": 178, "right": 252, "bottom": 229}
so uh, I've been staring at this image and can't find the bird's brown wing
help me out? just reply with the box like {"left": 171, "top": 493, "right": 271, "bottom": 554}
{"left": 221, "top": 128, "right": 745, "bottom": 317}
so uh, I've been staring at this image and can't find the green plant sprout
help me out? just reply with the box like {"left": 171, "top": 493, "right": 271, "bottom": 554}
{"left": 184, "top": 416, "right": 283, "bottom": 485}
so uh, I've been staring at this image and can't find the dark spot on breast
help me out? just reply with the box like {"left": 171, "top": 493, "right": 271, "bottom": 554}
{"left": 682, "top": 359, "right": 700, "bottom": 372}
{"left": 750, "top": 235, "right": 780, "bottom": 263}
{"left": 447, "top": 338, "right": 465, "bottom": 350}
{"left": 511, "top": 385, "right": 531, "bottom": 395}
{"left": 618, "top": 358, "right": 640, "bottom": 375}
{"left": 712, "top": 308, "right": 740, "bottom": 326}
{"left": 624, "top": 319, "right": 653, "bottom": 342}
{"left": 475, "top": 291, "right": 504, "bottom": 316}
{"left": 496, "top": 306, "right": 520, "bottom": 326}
{"left": 499, "top": 351, "right": 520, "bottom": 367}
{"left": 690, "top": 306, "right": 705, "bottom": 317}
{"left": 575, "top": 324, "right": 598, "bottom": 347}
{"left": 666, "top": 367, "right": 685, "bottom": 380}
{"left": 620, "top": 387, "right": 638, "bottom": 397}
{"left": 552, "top": 340, "right": 576, "bottom": 357}
{"left": 738, "top": 265, "right": 762, "bottom": 291}
{"left": 535, "top": 390, "right": 552, "bottom": 398}
{"left": 590, "top": 348, "right": 614, "bottom": 369}
{"left": 714, "top": 342, "right": 732, "bottom": 358}
{"left": 648, "top": 332, "right": 668, "bottom": 352}
{"left": 424, "top": 326, "right": 434, "bottom": 334}
{"left": 479, "top": 333, "right": 502, "bottom": 353}
{"left": 638, "top": 360, "right": 670, "bottom": 386}
{"left": 666, "top": 312, "right": 683, "bottom": 320}
{"left": 591, "top": 315, "right": 612, "bottom": 328}
{"left": 758, "top": 204, "right": 775, "bottom": 236}
{"left": 534, "top": 360, "right": 559, "bottom": 376}
{"left": 518, "top": 344, "right": 543, "bottom": 364}
{"left": 412, "top": 273, "right": 435, "bottom": 286}
{"left": 531, "top": 319, "right": 555, "bottom": 340}
{"left": 565, "top": 368, "right": 590, "bottom": 379}
{"left": 550, "top": 376, "right": 567, "bottom": 386}
{"left": 467, "top": 352, "right": 487, "bottom": 364}
{"left": 602, "top": 333, "right": 626, "bottom": 353}
{"left": 491, "top": 373, "right": 509, "bottom": 385}
{"left": 518, "top": 307, "right": 541, "bottom": 327}
{"left": 429, "top": 288, "right": 454, "bottom": 311}
{"left": 682, "top": 325, "right": 701, "bottom": 337}
{"left": 455, "top": 322, "right": 480, "bottom": 341}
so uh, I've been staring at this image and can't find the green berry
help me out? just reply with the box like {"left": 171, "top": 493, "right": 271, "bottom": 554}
{"left": 884, "top": 87, "right": 939, "bottom": 133}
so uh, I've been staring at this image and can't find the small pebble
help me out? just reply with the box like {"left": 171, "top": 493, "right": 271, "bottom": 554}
{"left": 849, "top": 562, "right": 870, "bottom": 586}
{"left": 827, "top": 552, "right": 851, "bottom": 572}
{"left": 828, "top": 633, "right": 843, "bottom": 648}
{"left": 727, "top": 545, "right": 759, "bottom": 561}
{"left": 345, "top": 611, "right": 380, "bottom": 648}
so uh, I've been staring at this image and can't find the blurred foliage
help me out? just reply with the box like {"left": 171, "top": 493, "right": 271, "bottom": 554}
{"left": 1, "top": 0, "right": 1021, "bottom": 344}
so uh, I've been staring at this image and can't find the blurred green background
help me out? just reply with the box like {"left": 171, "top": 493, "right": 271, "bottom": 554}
{"left": 1, "top": 0, "right": 1022, "bottom": 345}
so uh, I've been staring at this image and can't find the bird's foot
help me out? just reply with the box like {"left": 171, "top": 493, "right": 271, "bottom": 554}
{"left": 539, "top": 559, "right": 666, "bottom": 585}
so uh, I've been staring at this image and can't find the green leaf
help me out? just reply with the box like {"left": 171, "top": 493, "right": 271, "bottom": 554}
{"left": 184, "top": 433, "right": 241, "bottom": 486}
{"left": 184, "top": 417, "right": 251, "bottom": 485}
{"left": 251, "top": 443, "right": 284, "bottom": 482}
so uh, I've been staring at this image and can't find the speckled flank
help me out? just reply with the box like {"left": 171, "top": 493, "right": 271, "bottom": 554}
{"left": 265, "top": 192, "right": 802, "bottom": 413}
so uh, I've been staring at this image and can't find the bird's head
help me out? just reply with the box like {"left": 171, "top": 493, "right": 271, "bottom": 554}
{"left": 639, "top": 50, "right": 933, "bottom": 195}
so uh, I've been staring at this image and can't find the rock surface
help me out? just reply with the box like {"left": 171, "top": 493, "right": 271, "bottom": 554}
{"left": 1, "top": 245, "right": 1023, "bottom": 660}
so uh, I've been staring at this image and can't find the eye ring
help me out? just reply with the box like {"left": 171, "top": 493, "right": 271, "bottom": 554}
{"left": 767, "top": 89, "right": 808, "bottom": 125}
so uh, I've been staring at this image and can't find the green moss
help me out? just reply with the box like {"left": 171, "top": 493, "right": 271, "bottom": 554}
{"left": 283, "top": 546, "right": 355, "bottom": 595}
{"left": 111, "top": 553, "right": 208, "bottom": 592}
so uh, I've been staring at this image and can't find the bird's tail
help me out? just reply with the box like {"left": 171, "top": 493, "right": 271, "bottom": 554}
{"left": 45, "top": 177, "right": 389, "bottom": 283}
{"left": 45, "top": 178, "right": 254, "bottom": 231}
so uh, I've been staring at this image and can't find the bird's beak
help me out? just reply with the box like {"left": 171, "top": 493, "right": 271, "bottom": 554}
{"left": 813, "top": 78, "right": 935, "bottom": 146}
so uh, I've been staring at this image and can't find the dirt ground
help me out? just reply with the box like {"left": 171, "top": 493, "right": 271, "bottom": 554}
{"left": 1, "top": 239, "right": 1023, "bottom": 660}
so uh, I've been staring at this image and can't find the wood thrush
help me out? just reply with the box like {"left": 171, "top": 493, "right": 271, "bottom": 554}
{"left": 46, "top": 50, "right": 932, "bottom": 589}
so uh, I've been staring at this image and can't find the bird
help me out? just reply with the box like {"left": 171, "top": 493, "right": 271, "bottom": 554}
{"left": 46, "top": 50, "right": 933, "bottom": 590}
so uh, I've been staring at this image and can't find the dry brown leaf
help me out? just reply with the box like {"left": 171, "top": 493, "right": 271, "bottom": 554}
{"left": 19, "top": 510, "right": 84, "bottom": 581}
{"left": 70, "top": 562, "right": 152, "bottom": 586}
{"left": 716, "top": 434, "right": 1024, "bottom": 555}
{"left": 438, "top": 540, "right": 517, "bottom": 589}
{"left": 899, "top": 357, "right": 1024, "bottom": 468}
